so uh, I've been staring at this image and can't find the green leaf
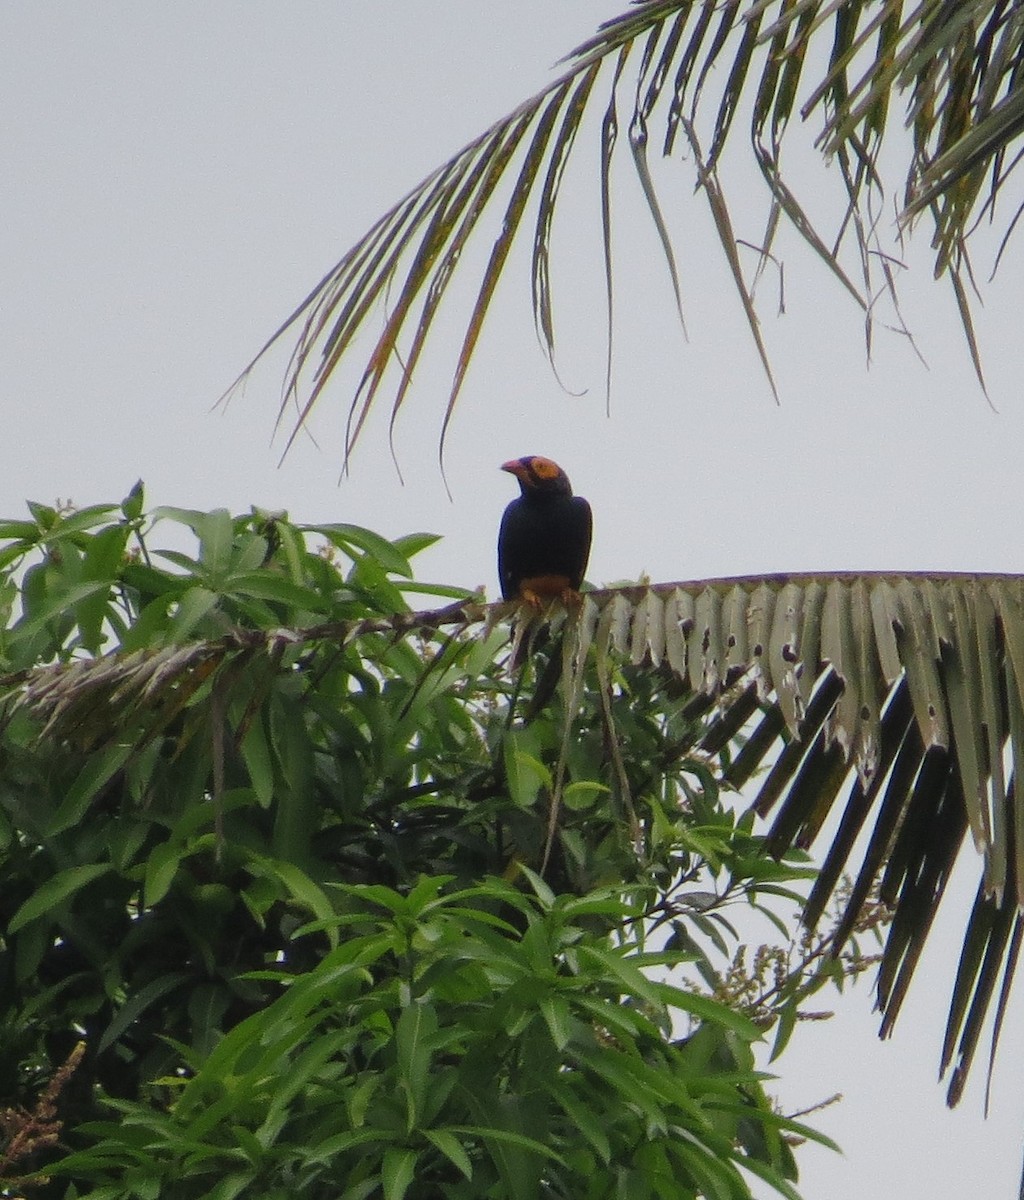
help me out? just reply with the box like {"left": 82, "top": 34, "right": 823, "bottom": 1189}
{"left": 76, "top": 525, "right": 131, "bottom": 653}
{"left": 144, "top": 840, "right": 184, "bottom": 908}
{"left": 98, "top": 971, "right": 189, "bottom": 1053}
{"left": 575, "top": 944, "right": 663, "bottom": 1008}
{"left": 8, "top": 863, "right": 112, "bottom": 933}
{"left": 769, "top": 996, "right": 799, "bottom": 1063}
{"left": 205, "top": 1172, "right": 258, "bottom": 1200}
{"left": 46, "top": 505, "right": 121, "bottom": 537}
{"left": 223, "top": 571, "right": 329, "bottom": 613}
{"left": 249, "top": 857, "right": 337, "bottom": 949}
{"left": 26, "top": 500, "right": 56, "bottom": 529}
{"left": 12, "top": 580, "right": 112, "bottom": 646}
{"left": 300, "top": 1128, "right": 392, "bottom": 1167}
{"left": 189, "top": 982, "right": 230, "bottom": 1056}
{"left": 396, "top": 1000, "right": 437, "bottom": 1130}
{"left": 569, "top": 1045, "right": 669, "bottom": 1131}
{"left": 0, "top": 520, "right": 41, "bottom": 541}
{"left": 517, "top": 864, "right": 556, "bottom": 911}
{"left": 448, "top": 1125, "right": 560, "bottom": 1161}
{"left": 382, "top": 1146, "right": 417, "bottom": 1200}
{"left": 121, "top": 480, "right": 145, "bottom": 521}
{"left": 268, "top": 700, "right": 315, "bottom": 860}
{"left": 423, "top": 1129, "right": 473, "bottom": 1181}
{"left": 392, "top": 532, "right": 442, "bottom": 560}
{"left": 240, "top": 715, "right": 275, "bottom": 808}
{"left": 197, "top": 509, "right": 235, "bottom": 580}
{"left": 549, "top": 1086, "right": 610, "bottom": 1165}
{"left": 538, "top": 994, "right": 572, "bottom": 1050}
{"left": 648, "top": 979, "right": 761, "bottom": 1040}
{"left": 562, "top": 780, "right": 610, "bottom": 811}
{"left": 49, "top": 742, "right": 134, "bottom": 835}
{"left": 310, "top": 523, "right": 413, "bottom": 577}
{"left": 167, "top": 585, "right": 221, "bottom": 639}
{"left": 503, "top": 736, "right": 550, "bottom": 809}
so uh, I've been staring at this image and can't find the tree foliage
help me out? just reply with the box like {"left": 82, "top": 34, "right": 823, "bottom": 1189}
{"left": 0, "top": 491, "right": 868, "bottom": 1199}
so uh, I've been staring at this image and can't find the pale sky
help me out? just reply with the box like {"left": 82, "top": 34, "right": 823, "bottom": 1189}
{"left": 4, "top": 4, "right": 1024, "bottom": 1197}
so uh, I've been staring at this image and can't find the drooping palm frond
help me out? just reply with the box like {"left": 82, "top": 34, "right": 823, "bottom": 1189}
{"left": 226, "top": 1, "right": 1024, "bottom": 460}
{"left": 10, "top": 570, "right": 1024, "bottom": 1106}
{"left": 558, "top": 571, "right": 1024, "bottom": 1109}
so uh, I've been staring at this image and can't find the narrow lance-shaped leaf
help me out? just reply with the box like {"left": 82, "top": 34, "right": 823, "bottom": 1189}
{"left": 706, "top": 1, "right": 763, "bottom": 171}
{"left": 342, "top": 133, "right": 511, "bottom": 461}
{"left": 688, "top": 0, "right": 742, "bottom": 118}
{"left": 947, "top": 582, "right": 989, "bottom": 854}
{"left": 636, "top": 7, "right": 690, "bottom": 125}
{"left": 600, "top": 42, "right": 632, "bottom": 408}
{"left": 945, "top": 890, "right": 1017, "bottom": 1108}
{"left": 229, "top": 164, "right": 448, "bottom": 436}
{"left": 683, "top": 116, "right": 782, "bottom": 401}
{"left": 976, "top": 583, "right": 1007, "bottom": 900}
{"left": 8, "top": 863, "right": 112, "bottom": 933}
{"left": 438, "top": 97, "right": 565, "bottom": 464}
{"left": 984, "top": 913, "right": 1023, "bottom": 1115}
{"left": 663, "top": 0, "right": 714, "bottom": 154}
{"left": 531, "top": 62, "right": 601, "bottom": 379}
{"left": 768, "top": 580, "right": 804, "bottom": 729}
{"left": 628, "top": 24, "right": 688, "bottom": 340}
{"left": 286, "top": 153, "right": 482, "bottom": 458}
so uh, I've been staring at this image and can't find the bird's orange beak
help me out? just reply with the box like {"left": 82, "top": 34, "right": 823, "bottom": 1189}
{"left": 501, "top": 458, "right": 527, "bottom": 479}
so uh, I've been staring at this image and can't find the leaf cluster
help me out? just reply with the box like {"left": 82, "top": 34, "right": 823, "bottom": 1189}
{"left": 0, "top": 491, "right": 837, "bottom": 1199}
{"left": 47, "top": 879, "right": 833, "bottom": 1200}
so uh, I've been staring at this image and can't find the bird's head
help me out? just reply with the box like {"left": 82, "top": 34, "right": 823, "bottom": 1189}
{"left": 501, "top": 455, "right": 573, "bottom": 496}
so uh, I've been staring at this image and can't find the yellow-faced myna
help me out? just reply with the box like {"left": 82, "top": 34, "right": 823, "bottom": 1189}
{"left": 498, "top": 456, "right": 592, "bottom": 607}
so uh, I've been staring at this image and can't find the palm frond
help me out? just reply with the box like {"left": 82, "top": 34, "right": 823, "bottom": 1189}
{"left": 10, "top": 570, "right": 1024, "bottom": 1107}
{"left": 224, "top": 1, "right": 1024, "bottom": 461}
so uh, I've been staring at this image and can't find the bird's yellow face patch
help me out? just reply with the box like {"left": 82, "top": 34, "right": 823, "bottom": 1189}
{"left": 529, "top": 457, "right": 561, "bottom": 481}
{"left": 501, "top": 455, "right": 570, "bottom": 493}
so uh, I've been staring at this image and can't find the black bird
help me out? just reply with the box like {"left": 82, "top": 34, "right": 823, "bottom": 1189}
{"left": 498, "top": 456, "right": 592, "bottom": 607}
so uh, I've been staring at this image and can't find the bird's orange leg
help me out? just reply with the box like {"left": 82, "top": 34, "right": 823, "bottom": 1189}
{"left": 559, "top": 586, "right": 583, "bottom": 610}
{"left": 517, "top": 574, "right": 579, "bottom": 613}
{"left": 519, "top": 586, "right": 546, "bottom": 613}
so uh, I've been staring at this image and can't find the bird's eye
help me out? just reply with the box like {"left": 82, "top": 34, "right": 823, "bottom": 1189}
{"left": 531, "top": 457, "right": 560, "bottom": 479}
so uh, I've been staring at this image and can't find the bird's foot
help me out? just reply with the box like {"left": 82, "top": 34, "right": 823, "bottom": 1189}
{"left": 519, "top": 585, "right": 582, "bottom": 613}
{"left": 519, "top": 587, "right": 547, "bottom": 614}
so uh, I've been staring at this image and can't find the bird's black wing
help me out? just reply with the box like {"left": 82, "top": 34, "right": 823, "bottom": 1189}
{"left": 564, "top": 495, "right": 593, "bottom": 590}
{"left": 498, "top": 498, "right": 528, "bottom": 600}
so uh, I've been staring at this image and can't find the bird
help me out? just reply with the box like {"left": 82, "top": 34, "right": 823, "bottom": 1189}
{"left": 498, "top": 456, "right": 592, "bottom": 609}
